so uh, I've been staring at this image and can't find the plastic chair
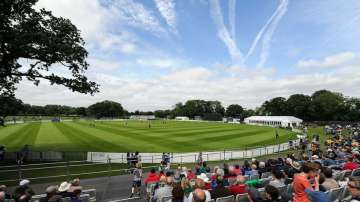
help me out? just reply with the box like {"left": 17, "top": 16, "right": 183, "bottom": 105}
{"left": 351, "top": 168, "right": 360, "bottom": 177}
{"left": 327, "top": 187, "right": 344, "bottom": 202}
{"left": 161, "top": 195, "right": 172, "bottom": 202}
{"left": 83, "top": 188, "right": 97, "bottom": 202}
{"left": 235, "top": 193, "right": 249, "bottom": 202}
{"left": 215, "top": 195, "right": 234, "bottom": 202}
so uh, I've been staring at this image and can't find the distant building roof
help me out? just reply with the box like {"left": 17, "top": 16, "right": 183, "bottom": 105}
{"left": 244, "top": 116, "right": 302, "bottom": 122}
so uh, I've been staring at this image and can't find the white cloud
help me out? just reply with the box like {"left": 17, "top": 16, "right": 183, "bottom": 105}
{"left": 296, "top": 52, "right": 356, "bottom": 69}
{"left": 154, "top": 0, "right": 177, "bottom": 33}
{"left": 161, "top": 67, "right": 212, "bottom": 82}
{"left": 16, "top": 58, "right": 360, "bottom": 111}
{"left": 88, "top": 58, "right": 122, "bottom": 71}
{"left": 136, "top": 58, "right": 178, "bottom": 69}
{"left": 209, "top": 0, "right": 243, "bottom": 64}
{"left": 109, "top": 0, "right": 166, "bottom": 35}
{"left": 36, "top": 0, "right": 108, "bottom": 41}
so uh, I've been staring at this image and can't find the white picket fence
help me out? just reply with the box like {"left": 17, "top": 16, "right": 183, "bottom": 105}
{"left": 87, "top": 139, "right": 299, "bottom": 163}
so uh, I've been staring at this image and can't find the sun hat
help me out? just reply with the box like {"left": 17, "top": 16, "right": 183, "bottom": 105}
{"left": 45, "top": 185, "right": 58, "bottom": 193}
{"left": 58, "top": 182, "right": 71, "bottom": 192}
{"left": 19, "top": 179, "right": 30, "bottom": 186}
{"left": 291, "top": 161, "right": 301, "bottom": 170}
{"left": 197, "top": 173, "right": 210, "bottom": 183}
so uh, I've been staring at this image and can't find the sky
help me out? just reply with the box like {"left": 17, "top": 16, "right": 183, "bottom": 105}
{"left": 15, "top": 0, "right": 360, "bottom": 111}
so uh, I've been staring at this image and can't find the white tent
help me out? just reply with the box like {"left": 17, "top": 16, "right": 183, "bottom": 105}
{"left": 244, "top": 116, "right": 302, "bottom": 128}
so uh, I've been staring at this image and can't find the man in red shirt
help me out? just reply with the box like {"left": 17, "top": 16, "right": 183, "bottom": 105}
{"left": 144, "top": 169, "right": 159, "bottom": 185}
{"left": 343, "top": 156, "right": 359, "bottom": 171}
{"left": 229, "top": 175, "right": 247, "bottom": 196}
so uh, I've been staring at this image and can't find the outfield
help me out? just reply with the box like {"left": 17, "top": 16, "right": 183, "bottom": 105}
{"left": 0, "top": 120, "right": 297, "bottom": 152}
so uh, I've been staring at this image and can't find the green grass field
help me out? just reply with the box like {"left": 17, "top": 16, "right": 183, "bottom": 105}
{"left": 0, "top": 120, "right": 297, "bottom": 152}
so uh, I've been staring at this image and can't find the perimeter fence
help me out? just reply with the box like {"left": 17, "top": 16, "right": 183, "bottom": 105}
{"left": 0, "top": 140, "right": 300, "bottom": 186}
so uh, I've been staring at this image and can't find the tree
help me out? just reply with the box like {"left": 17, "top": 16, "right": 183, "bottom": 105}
{"left": 261, "top": 97, "right": 287, "bottom": 116}
{"left": 310, "top": 90, "right": 344, "bottom": 121}
{"left": 88, "top": 100, "right": 124, "bottom": 119}
{"left": 0, "top": 0, "right": 98, "bottom": 96}
{"left": 0, "top": 95, "right": 23, "bottom": 125}
{"left": 226, "top": 104, "right": 244, "bottom": 118}
{"left": 286, "top": 94, "right": 311, "bottom": 121}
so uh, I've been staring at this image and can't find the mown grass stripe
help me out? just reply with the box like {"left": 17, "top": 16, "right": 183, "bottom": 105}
{"left": 73, "top": 121, "right": 210, "bottom": 152}
{"left": 53, "top": 123, "right": 123, "bottom": 152}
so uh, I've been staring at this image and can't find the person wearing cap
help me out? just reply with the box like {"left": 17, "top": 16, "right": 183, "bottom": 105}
{"left": 57, "top": 182, "right": 73, "bottom": 198}
{"left": 228, "top": 175, "right": 247, "bottom": 196}
{"left": 14, "top": 179, "right": 34, "bottom": 200}
{"left": 347, "top": 176, "right": 360, "bottom": 202}
{"left": 40, "top": 186, "right": 61, "bottom": 202}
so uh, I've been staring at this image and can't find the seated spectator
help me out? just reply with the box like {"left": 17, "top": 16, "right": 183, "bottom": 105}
{"left": 0, "top": 191, "right": 5, "bottom": 202}
{"left": 181, "top": 178, "right": 194, "bottom": 195}
{"left": 40, "top": 186, "right": 61, "bottom": 202}
{"left": 153, "top": 177, "right": 173, "bottom": 201}
{"left": 242, "top": 160, "right": 251, "bottom": 174}
{"left": 321, "top": 167, "right": 339, "bottom": 191}
{"left": 293, "top": 162, "right": 320, "bottom": 202}
{"left": 187, "top": 179, "right": 211, "bottom": 202}
{"left": 69, "top": 186, "right": 83, "bottom": 202}
{"left": 348, "top": 176, "right": 360, "bottom": 202}
{"left": 187, "top": 169, "right": 195, "bottom": 180}
{"left": 245, "top": 164, "right": 259, "bottom": 177}
{"left": 0, "top": 185, "right": 11, "bottom": 200}
{"left": 16, "top": 194, "right": 31, "bottom": 202}
{"left": 172, "top": 183, "right": 184, "bottom": 202}
{"left": 233, "top": 165, "right": 241, "bottom": 175}
{"left": 192, "top": 189, "right": 206, "bottom": 202}
{"left": 229, "top": 175, "right": 247, "bottom": 195}
{"left": 210, "top": 176, "right": 231, "bottom": 200}
{"left": 264, "top": 185, "right": 282, "bottom": 202}
{"left": 14, "top": 179, "right": 35, "bottom": 200}
{"left": 197, "top": 173, "right": 211, "bottom": 190}
{"left": 145, "top": 169, "right": 160, "bottom": 185}
{"left": 269, "top": 169, "right": 285, "bottom": 188}
{"left": 57, "top": 182, "right": 73, "bottom": 198}
{"left": 258, "top": 162, "right": 267, "bottom": 178}
{"left": 343, "top": 156, "right": 359, "bottom": 170}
